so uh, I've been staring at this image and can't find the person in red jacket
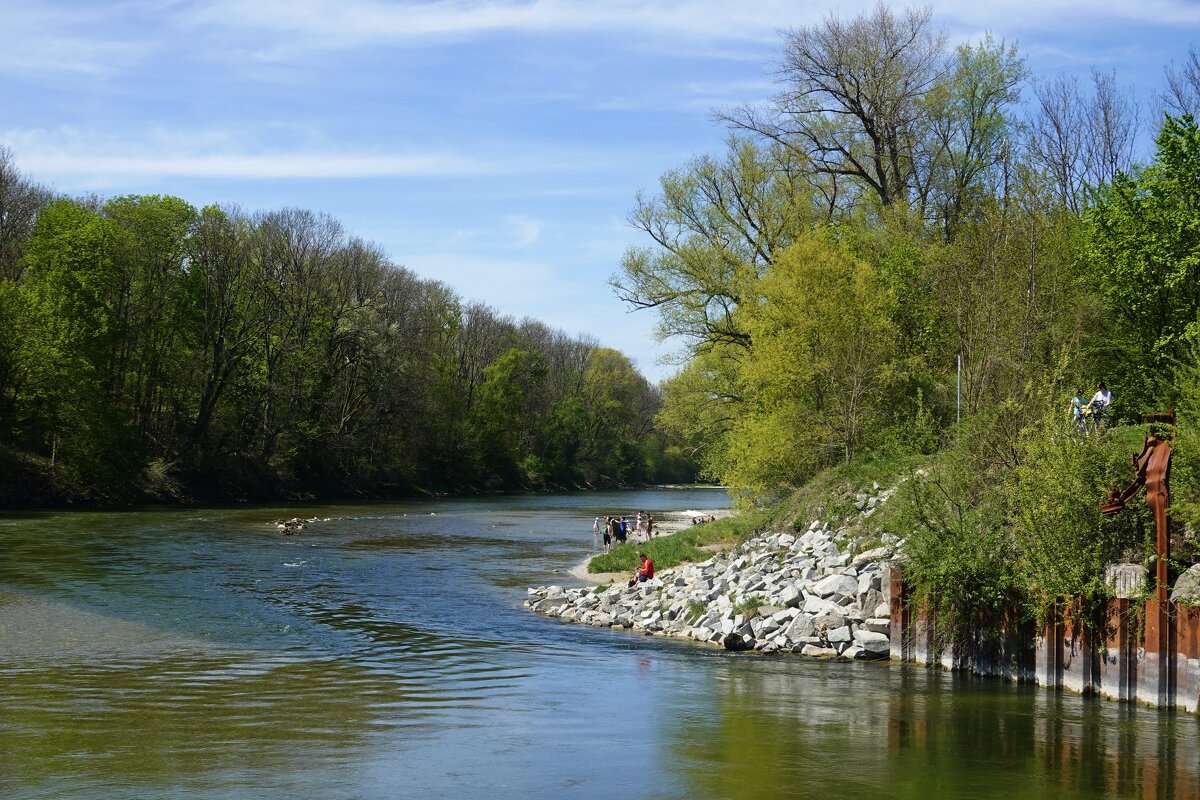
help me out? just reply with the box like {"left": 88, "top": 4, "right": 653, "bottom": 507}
{"left": 628, "top": 553, "right": 654, "bottom": 587}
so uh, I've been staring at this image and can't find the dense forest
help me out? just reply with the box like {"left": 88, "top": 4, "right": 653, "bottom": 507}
{"left": 0, "top": 156, "right": 696, "bottom": 505}
{"left": 613, "top": 4, "right": 1200, "bottom": 636}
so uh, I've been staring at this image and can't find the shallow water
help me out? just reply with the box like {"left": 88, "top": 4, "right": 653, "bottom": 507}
{"left": 1, "top": 488, "right": 1198, "bottom": 799}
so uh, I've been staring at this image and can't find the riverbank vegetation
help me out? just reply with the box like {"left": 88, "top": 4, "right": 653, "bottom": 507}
{"left": 613, "top": 4, "right": 1200, "bottom": 642}
{"left": 588, "top": 512, "right": 770, "bottom": 573}
{"left": 0, "top": 154, "right": 696, "bottom": 505}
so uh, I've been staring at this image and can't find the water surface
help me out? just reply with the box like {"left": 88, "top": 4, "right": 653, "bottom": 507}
{"left": 2, "top": 489, "right": 1197, "bottom": 799}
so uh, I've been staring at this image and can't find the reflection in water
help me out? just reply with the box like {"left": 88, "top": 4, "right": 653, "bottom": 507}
{"left": 2, "top": 490, "right": 1200, "bottom": 799}
{"left": 665, "top": 659, "right": 1200, "bottom": 800}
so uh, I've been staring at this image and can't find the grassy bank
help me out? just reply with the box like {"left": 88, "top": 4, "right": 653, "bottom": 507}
{"left": 587, "top": 511, "right": 769, "bottom": 573}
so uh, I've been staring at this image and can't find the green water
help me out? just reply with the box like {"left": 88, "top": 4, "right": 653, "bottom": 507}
{"left": 1, "top": 489, "right": 1197, "bottom": 799}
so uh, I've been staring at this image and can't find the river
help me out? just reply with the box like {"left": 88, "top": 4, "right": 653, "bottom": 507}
{"left": 1, "top": 488, "right": 1198, "bottom": 799}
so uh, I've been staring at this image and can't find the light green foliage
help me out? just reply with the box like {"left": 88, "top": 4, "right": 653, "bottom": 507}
{"left": 15, "top": 199, "right": 142, "bottom": 491}
{"left": 471, "top": 347, "right": 549, "bottom": 481}
{"left": 579, "top": 347, "right": 654, "bottom": 482}
{"left": 892, "top": 407, "right": 1025, "bottom": 645}
{"left": 895, "top": 394, "right": 1156, "bottom": 642}
{"left": 1086, "top": 115, "right": 1200, "bottom": 415}
{"left": 612, "top": 137, "right": 813, "bottom": 352}
{"left": 921, "top": 36, "right": 1027, "bottom": 236}
{"left": 1008, "top": 412, "right": 1151, "bottom": 610}
{"left": 717, "top": 231, "right": 895, "bottom": 499}
{"left": 1170, "top": 345, "right": 1200, "bottom": 539}
{"left": 655, "top": 347, "right": 741, "bottom": 484}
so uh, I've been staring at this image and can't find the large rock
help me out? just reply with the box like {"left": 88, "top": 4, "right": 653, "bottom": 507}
{"left": 1172, "top": 564, "right": 1200, "bottom": 604}
{"left": 852, "top": 546, "right": 893, "bottom": 568}
{"left": 801, "top": 644, "right": 839, "bottom": 658}
{"left": 723, "top": 633, "right": 752, "bottom": 651}
{"left": 812, "top": 573, "right": 859, "bottom": 598}
{"left": 1109, "top": 563, "right": 1149, "bottom": 600}
{"left": 860, "top": 589, "right": 886, "bottom": 616}
{"left": 864, "top": 618, "right": 891, "bottom": 636}
{"left": 784, "top": 614, "right": 816, "bottom": 639}
{"left": 813, "top": 611, "right": 846, "bottom": 632}
{"left": 803, "top": 596, "right": 840, "bottom": 616}
{"left": 534, "top": 597, "right": 570, "bottom": 614}
{"left": 853, "top": 629, "right": 891, "bottom": 657}
{"left": 778, "top": 585, "right": 802, "bottom": 608}
{"left": 853, "top": 629, "right": 889, "bottom": 646}
{"left": 826, "top": 625, "right": 853, "bottom": 643}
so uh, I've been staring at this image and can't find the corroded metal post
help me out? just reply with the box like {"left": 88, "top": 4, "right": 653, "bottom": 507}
{"left": 1100, "top": 410, "right": 1175, "bottom": 602}
{"left": 1100, "top": 410, "right": 1177, "bottom": 707}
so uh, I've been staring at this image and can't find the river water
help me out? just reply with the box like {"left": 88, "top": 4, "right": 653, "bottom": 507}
{"left": 1, "top": 487, "right": 1198, "bottom": 799}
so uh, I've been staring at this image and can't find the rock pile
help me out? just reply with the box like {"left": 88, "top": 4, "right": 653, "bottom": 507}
{"left": 526, "top": 516, "right": 901, "bottom": 660}
{"left": 273, "top": 516, "right": 334, "bottom": 534}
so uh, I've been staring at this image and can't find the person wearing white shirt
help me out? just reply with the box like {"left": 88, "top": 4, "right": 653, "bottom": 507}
{"left": 1088, "top": 381, "right": 1112, "bottom": 430}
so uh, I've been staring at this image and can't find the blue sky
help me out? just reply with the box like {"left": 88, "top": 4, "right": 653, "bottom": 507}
{"left": 4, "top": 1, "right": 1199, "bottom": 381}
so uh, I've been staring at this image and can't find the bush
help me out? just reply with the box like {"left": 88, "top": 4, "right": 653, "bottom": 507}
{"left": 893, "top": 391, "right": 1161, "bottom": 647}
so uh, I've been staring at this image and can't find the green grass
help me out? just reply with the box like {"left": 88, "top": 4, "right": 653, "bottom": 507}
{"left": 733, "top": 595, "right": 767, "bottom": 617}
{"left": 584, "top": 455, "right": 920, "bottom": 576}
{"left": 586, "top": 511, "right": 768, "bottom": 573}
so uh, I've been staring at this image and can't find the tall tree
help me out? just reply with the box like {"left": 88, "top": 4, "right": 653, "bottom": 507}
{"left": 0, "top": 146, "right": 51, "bottom": 281}
{"left": 722, "top": 3, "right": 947, "bottom": 210}
{"left": 612, "top": 137, "right": 814, "bottom": 357}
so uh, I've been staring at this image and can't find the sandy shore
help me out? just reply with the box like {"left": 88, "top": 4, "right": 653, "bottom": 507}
{"left": 567, "top": 508, "right": 735, "bottom": 585}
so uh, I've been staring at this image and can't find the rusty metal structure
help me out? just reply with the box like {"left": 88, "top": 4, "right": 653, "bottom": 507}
{"left": 1100, "top": 409, "right": 1175, "bottom": 602}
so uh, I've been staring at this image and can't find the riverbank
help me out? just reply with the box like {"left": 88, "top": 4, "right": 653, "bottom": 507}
{"left": 528, "top": 486, "right": 899, "bottom": 657}
{"left": 568, "top": 507, "right": 736, "bottom": 584}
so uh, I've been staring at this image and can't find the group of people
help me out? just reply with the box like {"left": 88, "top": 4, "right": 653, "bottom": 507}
{"left": 1071, "top": 381, "right": 1113, "bottom": 433}
{"left": 593, "top": 512, "right": 655, "bottom": 554}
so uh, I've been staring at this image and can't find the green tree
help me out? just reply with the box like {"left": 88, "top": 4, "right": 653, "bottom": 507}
{"left": 1085, "top": 114, "right": 1200, "bottom": 416}
{"left": 731, "top": 231, "right": 895, "bottom": 492}
{"left": 471, "top": 347, "right": 550, "bottom": 484}
{"left": 18, "top": 199, "right": 140, "bottom": 490}
{"left": 612, "top": 137, "right": 815, "bottom": 356}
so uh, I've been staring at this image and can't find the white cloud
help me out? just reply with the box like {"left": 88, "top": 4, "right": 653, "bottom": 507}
{"left": 505, "top": 214, "right": 544, "bottom": 246}
{"left": 0, "top": 126, "right": 584, "bottom": 183}
{"left": 934, "top": 0, "right": 1200, "bottom": 29}
{"left": 12, "top": 149, "right": 487, "bottom": 181}
{"left": 0, "top": 4, "right": 151, "bottom": 78}
{"left": 183, "top": 0, "right": 797, "bottom": 51}
{"left": 180, "top": 0, "right": 1200, "bottom": 54}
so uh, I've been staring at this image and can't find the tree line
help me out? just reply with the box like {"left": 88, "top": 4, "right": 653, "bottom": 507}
{"left": 613, "top": 3, "right": 1200, "bottom": 634}
{"left": 0, "top": 154, "right": 695, "bottom": 504}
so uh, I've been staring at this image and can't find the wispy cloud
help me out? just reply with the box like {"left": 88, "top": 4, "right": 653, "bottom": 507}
{"left": 183, "top": 0, "right": 799, "bottom": 52}
{"left": 180, "top": 0, "right": 1200, "bottom": 54}
{"left": 0, "top": 4, "right": 152, "bottom": 78}
{"left": 505, "top": 214, "right": 544, "bottom": 247}
{"left": 934, "top": 0, "right": 1200, "bottom": 29}
{"left": 0, "top": 131, "right": 489, "bottom": 183}
{"left": 0, "top": 126, "right": 622, "bottom": 184}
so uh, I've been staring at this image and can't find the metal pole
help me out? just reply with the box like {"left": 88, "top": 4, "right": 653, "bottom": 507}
{"left": 956, "top": 354, "right": 962, "bottom": 426}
